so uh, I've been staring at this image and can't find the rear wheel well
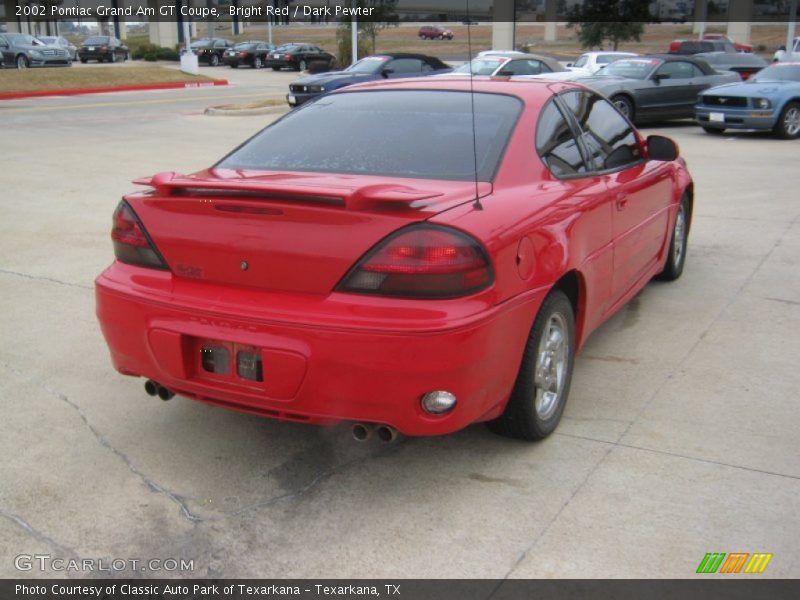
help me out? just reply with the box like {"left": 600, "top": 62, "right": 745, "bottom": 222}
{"left": 683, "top": 183, "right": 694, "bottom": 234}
{"left": 550, "top": 270, "right": 584, "bottom": 346}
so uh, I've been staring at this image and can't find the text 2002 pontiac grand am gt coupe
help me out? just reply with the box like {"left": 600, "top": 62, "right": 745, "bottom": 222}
{"left": 96, "top": 78, "right": 693, "bottom": 442}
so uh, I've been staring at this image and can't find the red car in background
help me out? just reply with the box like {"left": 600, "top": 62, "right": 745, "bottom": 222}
{"left": 96, "top": 78, "right": 693, "bottom": 442}
{"left": 418, "top": 26, "right": 454, "bottom": 40}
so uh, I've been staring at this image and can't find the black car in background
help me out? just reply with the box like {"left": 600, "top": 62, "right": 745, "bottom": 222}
{"left": 223, "top": 41, "right": 276, "bottom": 69}
{"left": 78, "top": 36, "right": 128, "bottom": 63}
{"left": 265, "top": 43, "right": 335, "bottom": 71}
{"left": 190, "top": 38, "right": 233, "bottom": 66}
{"left": 287, "top": 53, "right": 451, "bottom": 106}
{"left": 0, "top": 33, "right": 71, "bottom": 68}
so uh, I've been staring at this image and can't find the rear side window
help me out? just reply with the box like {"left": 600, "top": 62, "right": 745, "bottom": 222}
{"left": 560, "top": 91, "right": 642, "bottom": 172}
{"left": 535, "top": 100, "right": 588, "bottom": 177}
{"left": 389, "top": 58, "right": 424, "bottom": 74}
{"left": 218, "top": 90, "right": 522, "bottom": 182}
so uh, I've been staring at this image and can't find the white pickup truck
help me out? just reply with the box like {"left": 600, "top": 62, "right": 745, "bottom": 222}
{"left": 774, "top": 37, "right": 800, "bottom": 62}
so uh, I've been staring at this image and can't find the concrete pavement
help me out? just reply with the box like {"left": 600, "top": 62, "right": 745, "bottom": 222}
{"left": 0, "top": 89, "right": 799, "bottom": 579}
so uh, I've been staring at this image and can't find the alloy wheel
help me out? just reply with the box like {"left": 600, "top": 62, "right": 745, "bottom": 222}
{"left": 533, "top": 312, "right": 569, "bottom": 420}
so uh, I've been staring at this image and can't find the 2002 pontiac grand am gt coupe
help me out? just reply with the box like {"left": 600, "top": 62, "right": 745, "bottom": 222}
{"left": 96, "top": 78, "right": 693, "bottom": 442}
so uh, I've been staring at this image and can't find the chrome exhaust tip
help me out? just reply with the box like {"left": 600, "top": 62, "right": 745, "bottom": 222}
{"left": 376, "top": 425, "right": 400, "bottom": 443}
{"left": 352, "top": 423, "right": 374, "bottom": 442}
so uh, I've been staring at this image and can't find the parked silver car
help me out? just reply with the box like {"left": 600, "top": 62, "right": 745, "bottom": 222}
{"left": 0, "top": 33, "right": 71, "bottom": 69}
{"left": 39, "top": 36, "right": 78, "bottom": 62}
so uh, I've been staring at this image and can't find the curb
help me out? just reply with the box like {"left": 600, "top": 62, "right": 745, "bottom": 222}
{"left": 204, "top": 104, "right": 290, "bottom": 117}
{"left": 0, "top": 79, "right": 229, "bottom": 101}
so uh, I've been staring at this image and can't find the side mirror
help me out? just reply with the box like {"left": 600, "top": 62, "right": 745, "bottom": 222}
{"left": 653, "top": 73, "right": 670, "bottom": 82}
{"left": 566, "top": 62, "right": 573, "bottom": 67}
{"left": 496, "top": 70, "right": 514, "bottom": 77}
{"left": 381, "top": 68, "right": 394, "bottom": 78}
{"left": 647, "top": 135, "right": 679, "bottom": 161}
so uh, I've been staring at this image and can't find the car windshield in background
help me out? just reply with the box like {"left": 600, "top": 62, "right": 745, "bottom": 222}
{"left": 453, "top": 58, "right": 505, "bottom": 76}
{"left": 751, "top": 64, "right": 800, "bottom": 82}
{"left": 39, "top": 36, "right": 57, "bottom": 44}
{"left": 277, "top": 44, "right": 302, "bottom": 52}
{"left": 233, "top": 43, "right": 257, "bottom": 50}
{"left": 599, "top": 59, "right": 660, "bottom": 79}
{"left": 345, "top": 56, "right": 391, "bottom": 74}
{"left": 84, "top": 37, "right": 109, "bottom": 45}
{"left": 217, "top": 90, "right": 522, "bottom": 181}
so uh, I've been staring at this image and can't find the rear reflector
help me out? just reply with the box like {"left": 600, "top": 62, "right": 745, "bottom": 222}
{"left": 111, "top": 200, "right": 167, "bottom": 270}
{"left": 337, "top": 225, "right": 493, "bottom": 298}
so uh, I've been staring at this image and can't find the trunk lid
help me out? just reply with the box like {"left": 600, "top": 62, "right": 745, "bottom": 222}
{"left": 127, "top": 169, "right": 490, "bottom": 295}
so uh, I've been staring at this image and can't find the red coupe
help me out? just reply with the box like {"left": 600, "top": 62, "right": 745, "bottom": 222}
{"left": 96, "top": 78, "right": 693, "bottom": 441}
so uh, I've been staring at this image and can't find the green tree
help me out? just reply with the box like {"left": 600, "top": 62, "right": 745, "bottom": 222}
{"left": 335, "top": 1, "right": 399, "bottom": 67}
{"left": 567, "top": 0, "right": 651, "bottom": 51}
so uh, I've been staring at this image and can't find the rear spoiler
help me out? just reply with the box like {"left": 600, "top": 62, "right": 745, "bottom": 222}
{"left": 132, "top": 171, "right": 461, "bottom": 211}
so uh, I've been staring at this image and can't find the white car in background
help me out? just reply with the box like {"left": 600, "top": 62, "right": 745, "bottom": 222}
{"left": 566, "top": 51, "right": 639, "bottom": 75}
{"left": 774, "top": 38, "right": 800, "bottom": 62}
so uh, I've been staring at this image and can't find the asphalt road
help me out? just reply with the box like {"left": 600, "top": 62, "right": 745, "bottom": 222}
{"left": 1, "top": 79, "right": 799, "bottom": 579}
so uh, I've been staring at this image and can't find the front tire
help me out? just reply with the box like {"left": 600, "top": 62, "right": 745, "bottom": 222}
{"left": 16, "top": 55, "right": 29, "bottom": 69}
{"left": 210, "top": 54, "right": 220, "bottom": 67}
{"left": 487, "top": 291, "right": 575, "bottom": 441}
{"left": 773, "top": 102, "right": 800, "bottom": 140}
{"left": 253, "top": 56, "right": 263, "bottom": 69}
{"left": 298, "top": 59, "right": 307, "bottom": 71}
{"left": 611, "top": 94, "right": 634, "bottom": 123}
{"left": 657, "top": 195, "right": 689, "bottom": 281}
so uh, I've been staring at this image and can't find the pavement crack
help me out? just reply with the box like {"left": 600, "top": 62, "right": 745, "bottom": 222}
{"left": 0, "top": 268, "right": 92, "bottom": 290}
{"left": 1, "top": 361, "right": 204, "bottom": 524}
{"left": 0, "top": 508, "right": 81, "bottom": 558}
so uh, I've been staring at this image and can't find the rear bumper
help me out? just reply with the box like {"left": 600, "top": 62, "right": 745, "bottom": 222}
{"left": 95, "top": 263, "right": 541, "bottom": 436}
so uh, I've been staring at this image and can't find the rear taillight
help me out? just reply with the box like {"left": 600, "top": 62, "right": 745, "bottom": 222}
{"left": 285, "top": 53, "right": 294, "bottom": 60}
{"left": 240, "top": 52, "right": 248, "bottom": 57}
{"left": 111, "top": 201, "right": 167, "bottom": 269}
{"left": 337, "top": 225, "right": 493, "bottom": 298}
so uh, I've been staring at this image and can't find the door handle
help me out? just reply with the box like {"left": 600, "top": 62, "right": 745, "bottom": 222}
{"left": 615, "top": 192, "right": 629, "bottom": 210}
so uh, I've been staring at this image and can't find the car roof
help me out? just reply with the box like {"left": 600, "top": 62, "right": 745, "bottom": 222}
{"left": 580, "top": 51, "right": 637, "bottom": 56}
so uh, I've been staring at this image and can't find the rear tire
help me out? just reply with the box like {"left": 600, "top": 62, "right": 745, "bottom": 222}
{"left": 80, "top": 58, "right": 87, "bottom": 64}
{"left": 110, "top": 52, "right": 116, "bottom": 63}
{"left": 16, "top": 55, "right": 29, "bottom": 69}
{"left": 701, "top": 126, "right": 725, "bottom": 135}
{"left": 272, "top": 66, "right": 280, "bottom": 71}
{"left": 773, "top": 102, "right": 800, "bottom": 140}
{"left": 299, "top": 59, "right": 307, "bottom": 71}
{"left": 253, "top": 56, "right": 263, "bottom": 69}
{"left": 656, "top": 194, "right": 689, "bottom": 281}
{"left": 210, "top": 54, "right": 220, "bottom": 67}
{"left": 487, "top": 291, "right": 575, "bottom": 441}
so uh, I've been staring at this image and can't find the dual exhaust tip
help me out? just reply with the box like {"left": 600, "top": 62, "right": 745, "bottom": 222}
{"left": 145, "top": 381, "right": 397, "bottom": 443}
{"left": 352, "top": 423, "right": 400, "bottom": 444}
{"left": 144, "top": 379, "right": 174, "bottom": 401}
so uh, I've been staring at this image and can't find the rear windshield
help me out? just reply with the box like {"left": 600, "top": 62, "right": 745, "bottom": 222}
{"left": 191, "top": 40, "right": 212, "bottom": 48}
{"left": 233, "top": 43, "right": 257, "bottom": 50}
{"left": 84, "top": 37, "right": 109, "bottom": 45}
{"left": 217, "top": 90, "right": 522, "bottom": 181}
